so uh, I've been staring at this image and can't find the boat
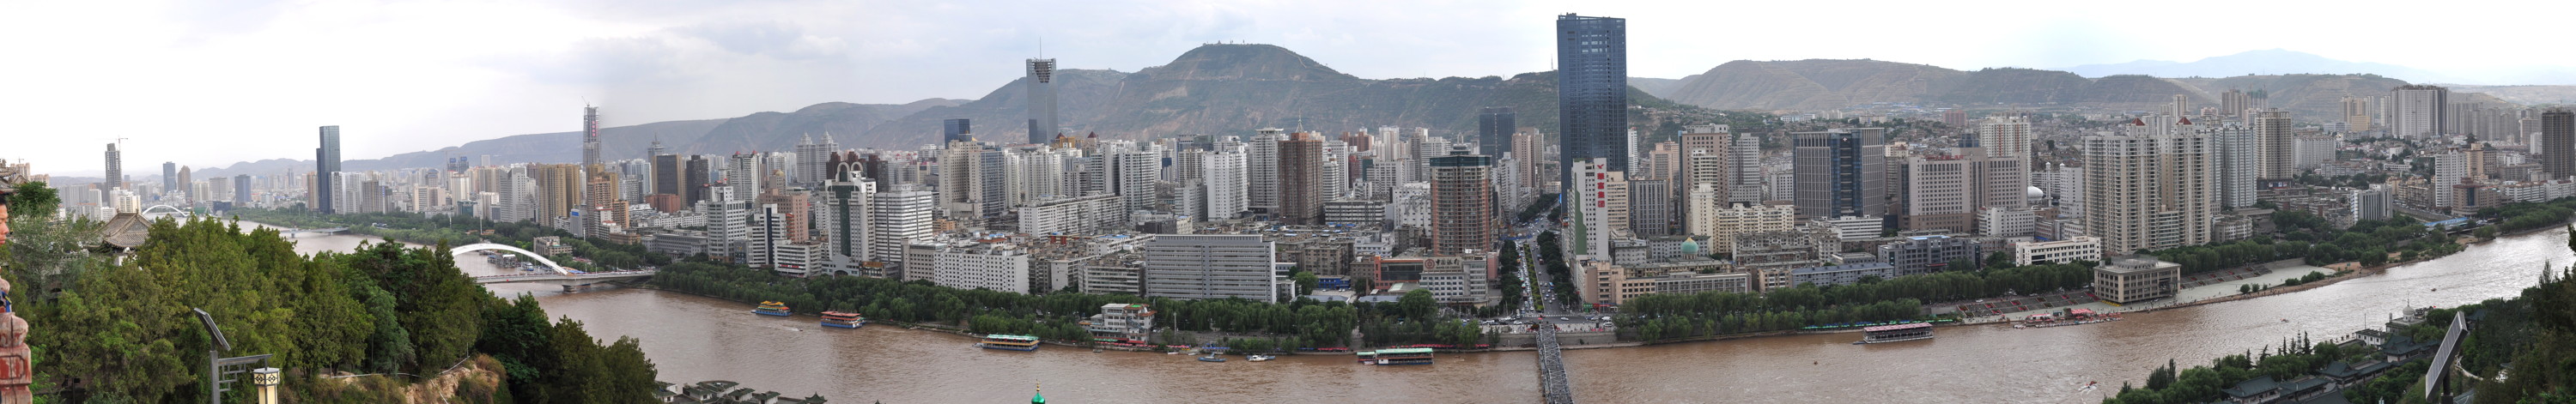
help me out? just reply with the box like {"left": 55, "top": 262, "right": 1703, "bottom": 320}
{"left": 1370, "top": 347, "right": 1435, "bottom": 365}
{"left": 1197, "top": 356, "right": 1226, "bottom": 363}
{"left": 1853, "top": 323, "right": 1935, "bottom": 345}
{"left": 976, "top": 335, "right": 1042, "bottom": 352}
{"left": 818, "top": 311, "right": 866, "bottom": 329}
{"left": 1247, "top": 354, "right": 1274, "bottom": 362}
{"left": 751, "top": 301, "right": 793, "bottom": 317}
{"left": 1355, "top": 351, "right": 1377, "bottom": 364}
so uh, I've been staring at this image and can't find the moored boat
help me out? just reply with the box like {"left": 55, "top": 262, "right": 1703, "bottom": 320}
{"left": 751, "top": 301, "right": 793, "bottom": 317}
{"left": 976, "top": 335, "right": 1042, "bottom": 351}
{"left": 1370, "top": 347, "right": 1435, "bottom": 365}
{"left": 1853, "top": 323, "right": 1934, "bottom": 344}
{"left": 1197, "top": 356, "right": 1226, "bottom": 363}
{"left": 1355, "top": 351, "right": 1376, "bottom": 364}
{"left": 818, "top": 311, "right": 866, "bottom": 329}
{"left": 1247, "top": 354, "right": 1274, "bottom": 362}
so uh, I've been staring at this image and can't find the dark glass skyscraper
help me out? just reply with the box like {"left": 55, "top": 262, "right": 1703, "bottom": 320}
{"left": 316, "top": 125, "right": 341, "bottom": 214}
{"left": 1793, "top": 128, "right": 1887, "bottom": 220}
{"left": 1478, "top": 106, "right": 1515, "bottom": 158}
{"left": 2546, "top": 108, "right": 2574, "bottom": 179}
{"left": 1026, "top": 58, "right": 1059, "bottom": 145}
{"left": 943, "top": 118, "right": 974, "bottom": 143}
{"left": 1556, "top": 14, "right": 1627, "bottom": 186}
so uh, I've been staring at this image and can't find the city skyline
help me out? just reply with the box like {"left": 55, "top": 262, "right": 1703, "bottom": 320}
{"left": 17, "top": 1, "right": 2576, "bottom": 177}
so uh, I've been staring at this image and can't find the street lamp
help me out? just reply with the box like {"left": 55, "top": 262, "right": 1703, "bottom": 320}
{"left": 194, "top": 308, "right": 273, "bottom": 404}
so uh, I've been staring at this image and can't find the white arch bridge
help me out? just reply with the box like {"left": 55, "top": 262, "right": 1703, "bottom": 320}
{"left": 450, "top": 243, "right": 654, "bottom": 291}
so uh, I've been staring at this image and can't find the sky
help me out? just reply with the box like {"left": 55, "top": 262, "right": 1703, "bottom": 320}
{"left": 8, "top": 0, "right": 2576, "bottom": 178}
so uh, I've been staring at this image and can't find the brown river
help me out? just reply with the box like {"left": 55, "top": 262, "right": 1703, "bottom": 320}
{"left": 257, "top": 223, "right": 2564, "bottom": 403}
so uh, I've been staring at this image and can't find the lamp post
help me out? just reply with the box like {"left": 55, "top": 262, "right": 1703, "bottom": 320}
{"left": 196, "top": 308, "right": 271, "bottom": 404}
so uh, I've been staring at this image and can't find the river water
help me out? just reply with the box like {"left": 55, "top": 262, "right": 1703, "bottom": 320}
{"left": 252, "top": 222, "right": 2564, "bottom": 403}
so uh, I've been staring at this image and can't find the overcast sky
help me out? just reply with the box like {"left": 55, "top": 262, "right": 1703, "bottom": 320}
{"left": 8, "top": 0, "right": 2574, "bottom": 178}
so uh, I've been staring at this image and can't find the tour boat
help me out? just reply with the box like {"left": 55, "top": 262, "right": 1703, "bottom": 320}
{"left": 818, "top": 311, "right": 866, "bottom": 329}
{"left": 1247, "top": 354, "right": 1274, "bottom": 362}
{"left": 1370, "top": 347, "right": 1435, "bottom": 365}
{"left": 1355, "top": 351, "right": 1376, "bottom": 364}
{"left": 1198, "top": 356, "right": 1226, "bottom": 363}
{"left": 976, "top": 335, "right": 1042, "bottom": 352}
{"left": 1853, "top": 323, "right": 1934, "bottom": 345}
{"left": 751, "top": 301, "right": 793, "bottom": 317}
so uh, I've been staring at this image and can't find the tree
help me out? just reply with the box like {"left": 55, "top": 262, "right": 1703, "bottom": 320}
{"left": 2476, "top": 226, "right": 2497, "bottom": 239}
{"left": 1291, "top": 271, "right": 1318, "bottom": 296}
{"left": 1396, "top": 289, "right": 1437, "bottom": 321}
{"left": 4, "top": 181, "right": 58, "bottom": 219}
{"left": 1984, "top": 251, "right": 2014, "bottom": 269}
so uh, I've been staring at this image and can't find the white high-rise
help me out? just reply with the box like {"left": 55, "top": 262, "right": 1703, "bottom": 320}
{"left": 2211, "top": 124, "right": 2261, "bottom": 208}
{"left": 1248, "top": 129, "right": 1285, "bottom": 213}
{"left": 1142, "top": 235, "right": 1281, "bottom": 303}
{"left": 871, "top": 185, "right": 935, "bottom": 280}
{"left": 1201, "top": 148, "right": 1249, "bottom": 219}
{"left": 726, "top": 154, "right": 763, "bottom": 202}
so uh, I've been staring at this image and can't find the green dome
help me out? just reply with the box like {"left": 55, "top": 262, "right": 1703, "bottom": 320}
{"left": 1680, "top": 238, "right": 1701, "bottom": 255}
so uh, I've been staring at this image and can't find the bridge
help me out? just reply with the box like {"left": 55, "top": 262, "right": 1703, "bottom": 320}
{"left": 141, "top": 204, "right": 192, "bottom": 219}
{"left": 1515, "top": 238, "right": 1577, "bottom": 404}
{"left": 453, "top": 243, "right": 653, "bottom": 292}
{"left": 278, "top": 227, "right": 350, "bottom": 234}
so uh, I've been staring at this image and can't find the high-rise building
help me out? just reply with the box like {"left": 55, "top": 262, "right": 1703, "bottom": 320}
{"left": 1627, "top": 178, "right": 1670, "bottom": 237}
{"left": 2212, "top": 124, "right": 2261, "bottom": 208}
{"left": 2390, "top": 85, "right": 2449, "bottom": 138}
{"left": 726, "top": 153, "right": 763, "bottom": 202}
{"left": 943, "top": 118, "right": 974, "bottom": 144}
{"left": 1556, "top": 14, "right": 1628, "bottom": 184}
{"left": 871, "top": 186, "right": 935, "bottom": 280}
{"left": 1570, "top": 158, "right": 1628, "bottom": 256}
{"left": 1429, "top": 153, "right": 1495, "bottom": 255}
{"left": 1026, "top": 58, "right": 1059, "bottom": 145}
{"left": 2082, "top": 129, "right": 2214, "bottom": 255}
{"left": 582, "top": 106, "right": 603, "bottom": 169}
{"left": 1248, "top": 129, "right": 1284, "bottom": 213}
{"left": 534, "top": 164, "right": 584, "bottom": 221}
{"left": 1793, "top": 128, "right": 1887, "bottom": 220}
{"left": 1479, "top": 106, "right": 1516, "bottom": 158}
{"left": 2221, "top": 89, "right": 2252, "bottom": 117}
{"left": 1728, "top": 130, "right": 1764, "bottom": 205}
{"left": 1901, "top": 154, "right": 1974, "bottom": 232}
{"left": 102, "top": 143, "right": 125, "bottom": 192}
{"left": 2253, "top": 109, "right": 2295, "bottom": 179}
{"left": 814, "top": 177, "right": 875, "bottom": 276}
{"left": 1201, "top": 148, "right": 1248, "bottom": 220}
{"left": 1277, "top": 132, "right": 1325, "bottom": 225}
{"left": 315, "top": 126, "right": 340, "bottom": 213}
{"left": 652, "top": 154, "right": 682, "bottom": 197}
{"left": 233, "top": 174, "right": 252, "bottom": 205}
{"left": 1143, "top": 234, "right": 1281, "bottom": 303}
{"left": 683, "top": 155, "right": 712, "bottom": 207}
{"left": 2543, "top": 108, "right": 2573, "bottom": 179}
{"left": 161, "top": 162, "right": 176, "bottom": 193}
{"left": 2341, "top": 96, "right": 2375, "bottom": 130}
{"left": 793, "top": 134, "right": 837, "bottom": 186}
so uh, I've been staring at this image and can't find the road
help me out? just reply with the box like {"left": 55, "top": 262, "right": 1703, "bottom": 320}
{"left": 1514, "top": 219, "right": 1577, "bottom": 404}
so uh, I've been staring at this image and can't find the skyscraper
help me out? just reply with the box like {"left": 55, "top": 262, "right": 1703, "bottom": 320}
{"left": 1792, "top": 128, "right": 1887, "bottom": 220}
{"left": 2212, "top": 124, "right": 2261, "bottom": 208}
{"left": 582, "top": 106, "right": 602, "bottom": 169}
{"left": 1429, "top": 152, "right": 1495, "bottom": 255}
{"left": 2390, "top": 85, "right": 2449, "bottom": 139}
{"left": 1026, "top": 58, "right": 1059, "bottom": 145}
{"left": 2543, "top": 108, "right": 2573, "bottom": 179}
{"left": 2253, "top": 109, "right": 2295, "bottom": 179}
{"left": 2082, "top": 129, "right": 2214, "bottom": 255}
{"left": 793, "top": 134, "right": 837, "bottom": 186}
{"left": 727, "top": 153, "right": 763, "bottom": 202}
{"left": 683, "top": 155, "right": 713, "bottom": 207}
{"left": 315, "top": 125, "right": 340, "bottom": 213}
{"left": 1478, "top": 106, "right": 1516, "bottom": 158}
{"left": 161, "top": 162, "right": 176, "bottom": 193}
{"left": 234, "top": 174, "right": 252, "bottom": 205}
{"left": 102, "top": 143, "right": 123, "bottom": 190}
{"left": 872, "top": 186, "right": 935, "bottom": 280}
{"left": 653, "top": 154, "right": 682, "bottom": 196}
{"left": 1555, "top": 14, "right": 1628, "bottom": 184}
{"left": 1277, "top": 132, "right": 1325, "bottom": 225}
{"left": 943, "top": 118, "right": 974, "bottom": 143}
{"left": 2221, "top": 89, "right": 2252, "bottom": 117}
{"left": 1247, "top": 129, "right": 1284, "bottom": 213}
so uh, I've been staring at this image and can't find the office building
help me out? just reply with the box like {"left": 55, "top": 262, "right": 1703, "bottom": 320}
{"left": 1479, "top": 106, "right": 1516, "bottom": 158}
{"left": 813, "top": 177, "right": 875, "bottom": 275}
{"left": 1556, "top": 14, "right": 1628, "bottom": 184}
{"left": 2082, "top": 129, "right": 2214, "bottom": 255}
{"left": 2012, "top": 236, "right": 2101, "bottom": 267}
{"left": 1793, "top": 128, "right": 1887, "bottom": 220}
{"left": 1143, "top": 235, "right": 1280, "bottom": 303}
{"left": 793, "top": 134, "right": 837, "bottom": 186}
{"left": 1571, "top": 158, "right": 1629, "bottom": 256}
{"left": 161, "top": 162, "right": 174, "bottom": 194}
{"left": 2544, "top": 108, "right": 2573, "bottom": 179}
{"left": 1430, "top": 153, "right": 1496, "bottom": 255}
{"left": 582, "top": 106, "right": 603, "bottom": 168}
{"left": 1902, "top": 154, "right": 1974, "bottom": 232}
{"left": 1026, "top": 58, "right": 1059, "bottom": 144}
{"left": 933, "top": 244, "right": 1034, "bottom": 293}
{"left": 1874, "top": 235, "right": 1982, "bottom": 275}
{"left": 943, "top": 118, "right": 973, "bottom": 143}
{"left": 1248, "top": 128, "right": 1284, "bottom": 213}
{"left": 315, "top": 126, "right": 340, "bottom": 212}
{"left": 2093, "top": 256, "right": 2180, "bottom": 305}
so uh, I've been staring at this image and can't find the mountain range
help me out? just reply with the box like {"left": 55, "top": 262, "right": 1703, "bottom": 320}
{"left": 186, "top": 45, "right": 2559, "bottom": 180}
